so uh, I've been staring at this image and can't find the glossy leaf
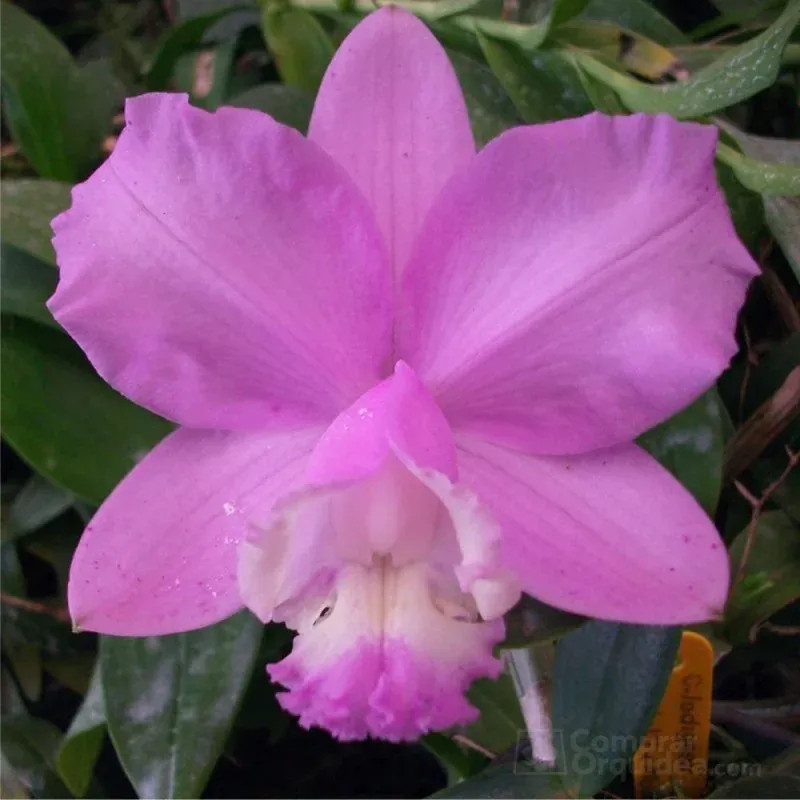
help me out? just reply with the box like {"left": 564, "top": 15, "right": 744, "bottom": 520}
{"left": 228, "top": 83, "right": 314, "bottom": 132}
{"left": 552, "top": 620, "right": 681, "bottom": 797}
{"left": 0, "top": 178, "right": 72, "bottom": 264}
{"left": 724, "top": 511, "right": 800, "bottom": 645}
{"left": 449, "top": 51, "right": 521, "bottom": 145}
{"left": 101, "top": 612, "right": 262, "bottom": 799}
{"left": 0, "top": 3, "right": 117, "bottom": 181}
{"left": 0, "top": 244, "right": 59, "bottom": 330}
{"left": 1, "top": 317, "right": 172, "bottom": 505}
{"left": 572, "top": 1, "right": 800, "bottom": 118}
{"left": 478, "top": 34, "right": 592, "bottom": 122}
{"left": 57, "top": 666, "right": 106, "bottom": 798}
{"left": 638, "top": 389, "right": 728, "bottom": 516}
{"left": 260, "top": 5, "right": 334, "bottom": 93}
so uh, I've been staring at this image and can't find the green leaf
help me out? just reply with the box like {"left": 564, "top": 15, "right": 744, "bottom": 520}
{"left": 261, "top": 5, "right": 334, "bottom": 93}
{"left": 466, "top": 673, "right": 525, "bottom": 755}
{"left": 423, "top": 733, "right": 487, "bottom": 784}
{"left": 0, "top": 178, "right": 72, "bottom": 264}
{"left": 102, "top": 612, "right": 262, "bottom": 799}
{"left": 764, "top": 195, "right": 800, "bottom": 281}
{"left": 4, "top": 474, "right": 73, "bottom": 542}
{"left": 580, "top": 0, "right": 688, "bottom": 45}
{"left": 724, "top": 511, "right": 800, "bottom": 645}
{"left": 717, "top": 142, "right": 800, "bottom": 195}
{"left": 449, "top": 51, "right": 521, "bottom": 145}
{"left": 551, "top": 620, "right": 680, "bottom": 797}
{"left": 57, "top": 666, "right": 106, "bottom": 798}
{"left": 637, "top": 389, "right": 727, "bottom": 515}
{"left": 145, "top": 6, "right": 246, "bottom": 91}
{"left": 0, "top": 3, "right": 118, "bottom": 181}
{"left": 0, "top": 244, "right": 59, "bottom": 330}
{"left": 229, "top": 84, "right": 314, "bottom": 132}
{"left": 572, "top": 0, "right": 800, "bottom": 118}
{"left": 1, "top": 714, "right": 72, "bottom": 798}
{"left": 478, "top": 35, "right": 592, "bottom": 122}
{"left": 714, "top": 162, "right": 765, "bottom": 252}
{"left": 433, "top": 763, "right": 567, "bottom": 798}
{"left": 1, "top": 317, "right": 172, "bottom": 505}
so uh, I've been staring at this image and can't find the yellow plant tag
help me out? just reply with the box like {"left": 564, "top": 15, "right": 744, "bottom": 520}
{"left": 633, "top": 631, "right": 713, "bottom": 798}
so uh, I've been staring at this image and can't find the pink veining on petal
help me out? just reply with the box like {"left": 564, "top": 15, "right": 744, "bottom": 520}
{"left": 309, "top": 6, "right": 475, "bottom": 280}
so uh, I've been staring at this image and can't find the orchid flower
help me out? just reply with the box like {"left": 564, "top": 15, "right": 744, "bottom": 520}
{"left": 50, "top": 7, "right": 757, "bottom": 741}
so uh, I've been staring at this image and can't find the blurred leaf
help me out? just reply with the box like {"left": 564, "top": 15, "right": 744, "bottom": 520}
{"left": 715, "top": 162, "right": 765, "bottom": 252}
{"left": 102, "top": 612, "right": 262, "bottom": 799}
{"left": 466, "top": 673, "right": 525, "bottom": 754}
{"left": 57, "top": 665, "right": 106, "bottom": 798}
{"left": 717, "top": 143, "right": 800, "bottom": 195}
{"left": 558, "top": 21, "right": 684, "bottom": 80}
{"left": 1, "top": 317, "right": 172, "bottom": 505}
{"left": 572, "top": 1, "right": 800, "bottom": 118}
{"left": 478, "top": 35, "right": 592, "bottom": 122}
{"left": 724, "top": 511, "right": 800, "bottom": 645}
{"left": 0, "top": 244, "right": 59, "bottom": 331}
{"left": 0, "top": 179, "right": 72, "bottom": 264}
{"left": 0, "top": 3, "right": 117, "bottom": 181}
{"left": 764, "top": 196, "right": 800, "bottom": 281}
{"left": 261, "top": 5, "right": 334, "bottom": 93}
{"left": 423, "top": 733, "right": 487, "bottom": 784}
{"left": 481, "top": 0, "right": 590, "bottom": 49}
{"left": 434, "top": 763, "right": 567, "bottom": 798}
{"left": 1, "top": 714, "right": 72, "bottom": 798}
{"left": 638, "top": 389, "right": 727, "bottom": 515}
{"left": 580, "top": 0, "right": 688, "bottom": 45}
{"left": 4, "top": 474, "right": 73, "bottom": 541}
{"left": 710, "top": 774, "right": 800, "bottom": 798}
{"left": 229, "top": 84, "right": 314, "bottom": 132}
{"left": 501, "top": 594, "right": 584, "bottom": 649}
{"left": 43, "top": 652, "right": 95, "bottom": 695}
{"left": 552, "top": 620, "right": 680, "bottom": 797}
{"left": 3, "top": 641, "right": 43, "bottom": 702}
{"left": 2, "top": 542, "right": 27, "bottom": 597}
{"left": 449, "top": 51, "right": 521, "bottom": 145}
{"left": 146, "top": 6, "right": 245, "bottom": 91}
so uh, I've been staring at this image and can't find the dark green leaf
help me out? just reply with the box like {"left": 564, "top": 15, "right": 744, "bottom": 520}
{"left": 572, "top": 1, "right": 800, "bottom": 118}
{"left": 638, "top": 389, "right": 727, "bottom": 515}
{"left": 228, "top": 84, "right": 314, "bottom": 132}
{"left": 1, "top": 714, "right": 72, "bottom": 798}
{"left": 102, "top": 612, "right": 262, "bottom": 799}
{"left": 580, "top": 0, "right": 688, "bottom": 45}
{"left": 551, "top": 620, "right": 680, "bottom": 797}
{"left": 715, "top": 162, "right": 765, "bottom": 252}
{"left": 260, "top": 5, "right": 334, "bottom": 93}
{"left": 501, "top": 594, "right": 584, "bottom": 649}
{"left": 478, "top": 35, "right": 592, "bottom": 122}
{"left": 0, "top": 178, "right": 72, "bottom": 264}
{"left": 433, "top": 763, "right": 567, "bottom": 798}
{"left": 145, "top": 6, "right": 246, "bottom": 90}
{"left": 0, "top": 244, "right": 60, "bottom": 330}
{"left": 0, "top": 3, "right": 118, "bottom": 181}
{"left": 4, "top": 474, "right": 73, "bottom": 541}
{"left": 764, "top": 195, "right": 800, "bottom": 281}
{"left": 466, "top": 673, "right": 525, "bottom": 755}
{"left": 449, "top": 51, "right": 521, "bottom": 145}
{"left": 57, "top": 665, "right": 106, "bottom": 798}
{"left": 423, "top": 733, "right": 487, "bottom": 784}
{"left": 1, "top": 317, "right": 172, "bottom": 505}
{"left": 724, "top": 511, "right": 800, "bottom": 645}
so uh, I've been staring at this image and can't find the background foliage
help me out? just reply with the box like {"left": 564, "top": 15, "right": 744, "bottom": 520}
{"left": 1, "top": 0, "right": 799, "bottom": 797}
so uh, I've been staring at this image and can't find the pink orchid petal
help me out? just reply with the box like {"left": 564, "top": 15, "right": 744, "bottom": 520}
{"left": 399, "top": 113, "right": 757, "bottom": 454}
{"left": 308, "top": 7, "right": 475, "bottom": 280}
{"left": 50, "top": 93, "right": 392, "bottom": 430}
{"left": 68, "top": 425, "right": 322, "bottom": 635}
{"left": 456, "top": 434, "right": 729, "bottom": 624}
